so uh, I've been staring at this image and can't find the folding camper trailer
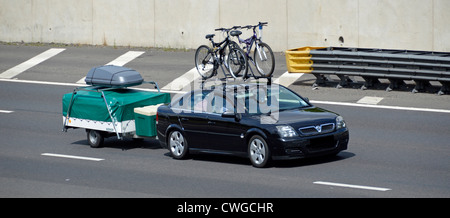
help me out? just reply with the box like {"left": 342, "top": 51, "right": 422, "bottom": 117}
{"left": 62, "top": 65, "right": 170, "bottom": 147}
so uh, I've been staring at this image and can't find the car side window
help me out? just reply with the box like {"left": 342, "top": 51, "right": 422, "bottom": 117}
{"left": 210, "top": 95, "right": 234, "bottom": 114}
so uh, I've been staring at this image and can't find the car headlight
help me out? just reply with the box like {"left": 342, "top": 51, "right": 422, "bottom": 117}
{"left": 336, "top": 116, "right": 346, "bottom": 129}
{"left": 276, "top": 125, "right": 298, "bottom": 138}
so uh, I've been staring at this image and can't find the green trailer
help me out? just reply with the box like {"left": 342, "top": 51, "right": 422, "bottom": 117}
{"left": 62, "top": 66, "right": 170, "bottom": 147}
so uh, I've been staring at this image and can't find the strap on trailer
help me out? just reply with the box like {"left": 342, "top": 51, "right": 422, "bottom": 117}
{"left": 62, "top": 86, "right": 122, "bottom": 140}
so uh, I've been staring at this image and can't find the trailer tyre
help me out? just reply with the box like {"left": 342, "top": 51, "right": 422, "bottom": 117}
{"left": 87, "top": 129, "right": 104, "bottom": 148}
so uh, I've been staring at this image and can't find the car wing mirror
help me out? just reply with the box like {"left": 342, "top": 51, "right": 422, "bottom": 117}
{"left": 222, "top": 111, "right": 241, "bottom": 121}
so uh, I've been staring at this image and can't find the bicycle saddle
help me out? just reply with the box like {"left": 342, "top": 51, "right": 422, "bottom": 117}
{"left": 205, "top": 34, "right": 215, "bottom": 39}
{"left": 230, "top": 30, "right": 242, "bottom": 37}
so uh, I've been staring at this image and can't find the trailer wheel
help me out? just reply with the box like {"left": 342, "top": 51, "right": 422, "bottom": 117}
{"left": 86, "top": 129, "right": 104, "bottom": 148}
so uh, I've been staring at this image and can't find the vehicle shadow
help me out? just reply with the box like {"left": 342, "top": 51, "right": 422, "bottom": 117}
{"left": 166, "top": 151, "right": 355, "bottom": 168}
{"left": 189, "top": 153, "right": 252, "bottom": 166}
{"left": 71, "top": 138, "right": 355, "bottom": 168}
{"left": 71, "top": 138, "right": 163, "bottom": 150}
{"left": 272, "top": 151, "right": 355, "bottom": 168}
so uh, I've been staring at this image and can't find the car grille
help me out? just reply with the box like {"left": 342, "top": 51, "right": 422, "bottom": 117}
{"left": 298, "top": 123, "right": 335, "bottom": 136}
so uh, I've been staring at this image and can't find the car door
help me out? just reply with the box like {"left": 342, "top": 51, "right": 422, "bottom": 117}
{"left": 173, "top": 91, "right": 210, "bottom": 148}
{"left": 205, "top": 94, "right": 247, "bottom": 153}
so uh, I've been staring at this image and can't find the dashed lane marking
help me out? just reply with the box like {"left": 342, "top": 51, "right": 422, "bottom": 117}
{"left": 0, "top": 110, "right": 14, "bottom": 113}
{"left": 41, "top": 153, "right": 104, "bottom": 162}
{"left": 0, "top": 48, "right": 66, "bottom": 79}
{"left": 314, "top": 181, "right": 391, "bottom": 192}
{"left": 357, "top": 96, "right": 384, "bottom": 105}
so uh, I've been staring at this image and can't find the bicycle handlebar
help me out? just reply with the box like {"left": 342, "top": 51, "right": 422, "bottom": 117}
{"left": 210, "top": 22, "right": 268, "bottom": 40}
{"left": 238, "top": 22, "right": 269, "bottom": 30}
{"left": 215, "top": 22, "right": 268, "bottom": 32}
{"left": 215, "top": 27, "right": 231, "bottom": 32}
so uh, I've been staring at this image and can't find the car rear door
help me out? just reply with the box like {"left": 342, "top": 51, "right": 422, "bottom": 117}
{"left": 175, "top": 90, "right": 211, "bottom": 148}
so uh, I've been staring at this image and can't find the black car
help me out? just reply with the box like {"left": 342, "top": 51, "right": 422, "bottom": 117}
{"left": 156, "top": 83, "right": 349, "bottom": 167}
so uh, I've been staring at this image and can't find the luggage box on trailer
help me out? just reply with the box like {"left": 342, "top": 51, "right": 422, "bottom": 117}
{"left": 85, "top": 65, "right": 144, "bottom": 87}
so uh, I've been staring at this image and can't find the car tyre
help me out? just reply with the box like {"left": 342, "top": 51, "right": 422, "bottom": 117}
{"left": 168, "top": 130, "right": 188, "bottom": 159}
{"left": 86, "top": 129, "right": 104, "bottom": 148}
{"left": 248, "top": 135, "right": 270, "bottom": 168}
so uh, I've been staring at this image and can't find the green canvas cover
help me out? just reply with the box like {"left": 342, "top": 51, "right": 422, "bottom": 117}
{"left": 62, "top": 87, "right": 170, "bottom": 122}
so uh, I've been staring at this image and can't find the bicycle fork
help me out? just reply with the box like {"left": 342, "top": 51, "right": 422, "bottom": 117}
{"left": 255, "top": 43, "right": 268, "bottom": 62}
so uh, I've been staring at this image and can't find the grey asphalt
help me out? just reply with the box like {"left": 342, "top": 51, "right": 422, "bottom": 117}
{"left": 0, "top": 43, "right": 449, "bottom": 198}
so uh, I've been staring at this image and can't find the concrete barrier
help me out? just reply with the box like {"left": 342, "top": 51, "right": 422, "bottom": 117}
{"left": 1, "top": 0, "right": 449, "bottom": 52}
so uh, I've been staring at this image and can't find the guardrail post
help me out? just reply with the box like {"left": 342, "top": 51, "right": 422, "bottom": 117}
{"left": 336, "top": 75, "right": 354, "bottom": 89}
{"left": 412, "top": 80, "right": 432, "bottom": 93}
{"left": 438, "top": 82, "right": 450, "bottom": 95}
{"left": 361, "top": 76, "right": 381, "bottom": 90}
{"left": 312, "top": 74, "right": 329, "bottom": 87}
{"left": 386, "top": 79, "right": 406, "bottom": 92}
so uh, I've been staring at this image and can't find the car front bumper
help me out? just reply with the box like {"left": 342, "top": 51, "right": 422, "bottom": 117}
{"left": 270, "top": 128, "right": 349, "bottom": 160}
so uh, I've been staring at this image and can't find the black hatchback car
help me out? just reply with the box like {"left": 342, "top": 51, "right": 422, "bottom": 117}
{"left": 157, "top": 83, "right": 349, "bottom": 167}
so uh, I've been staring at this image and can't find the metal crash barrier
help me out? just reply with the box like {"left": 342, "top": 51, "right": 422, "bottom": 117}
{"left": 286, "top": 47, "right": 450, "bottom": 95}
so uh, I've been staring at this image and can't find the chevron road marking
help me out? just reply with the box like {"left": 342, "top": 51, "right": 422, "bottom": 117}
{"left": 273, "top": 71, "right": 304, "bottom": 87}
{"left": 162, "top": 67, "right": 200, "bottom": 91}
{"left": 0, "top": 48, "right": 66, "bottom": 79}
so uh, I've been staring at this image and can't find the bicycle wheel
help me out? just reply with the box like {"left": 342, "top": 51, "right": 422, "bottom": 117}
{"left": 225, "top": 41, "right": 243, "bottom": 76}
{"left": 195, "top": 45, "right": 216, "bottom": 79}
{"left": 254, "top": 42, "right": 275, "bottom": 77}
{"left": 227, "top": 47, "right": 248, "bottom": 78}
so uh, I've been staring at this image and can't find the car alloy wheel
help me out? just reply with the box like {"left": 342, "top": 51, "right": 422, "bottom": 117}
{"left": 169, "top": 130, "right": 188, "bottom": 159}
{"left": 248, "top": 135, "right": 270, "bottom": 168}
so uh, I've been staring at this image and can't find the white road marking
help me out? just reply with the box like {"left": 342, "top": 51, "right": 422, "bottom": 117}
{"left": 273, "top": 71, "right": 304, "bottom": 87}
{"left": 0, "top": 110, "right": 14, "bottom": 113}
{"left": 0, "top": 48, "right": 66, "bottom": 79}
{"left": 76, "top": 51, "right": 145, "bottom": 84}
{"left": 357, "top": 96, "right": 384, "bottom": 105}
{"left": 310, "top": 100, "right": 450, "bottom": 114}
{"left": 105, "top": 51, "right": 145, "bottom": 66}
{"left": 1, "top": 78, "right": 86, "bottom": 87}
{"left": 314, "top": 181, "right": 391, "bottom": 192}
{"left": 2, "top": 78, "right": 450, "bottom": 114}
{"left": 162, "top": 67, "right": 200, "bottom": 91}
{"left": 41, "top": 153, "right": 104, "bottom": 161}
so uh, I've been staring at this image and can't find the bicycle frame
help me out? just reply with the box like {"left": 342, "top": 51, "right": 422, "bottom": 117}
{"left": 233, "top": 22, "right": 270, "bottom": 78}
{"left": 206, "top": 29, "right": 237, "bottom": 78}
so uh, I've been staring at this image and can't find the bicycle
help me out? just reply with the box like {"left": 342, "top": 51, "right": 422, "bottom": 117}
{"left": 231, "top": 22, "right": 275, "bottom": 79}
{"left": 195, "top": 28, "right": 248, "bottom": 80}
